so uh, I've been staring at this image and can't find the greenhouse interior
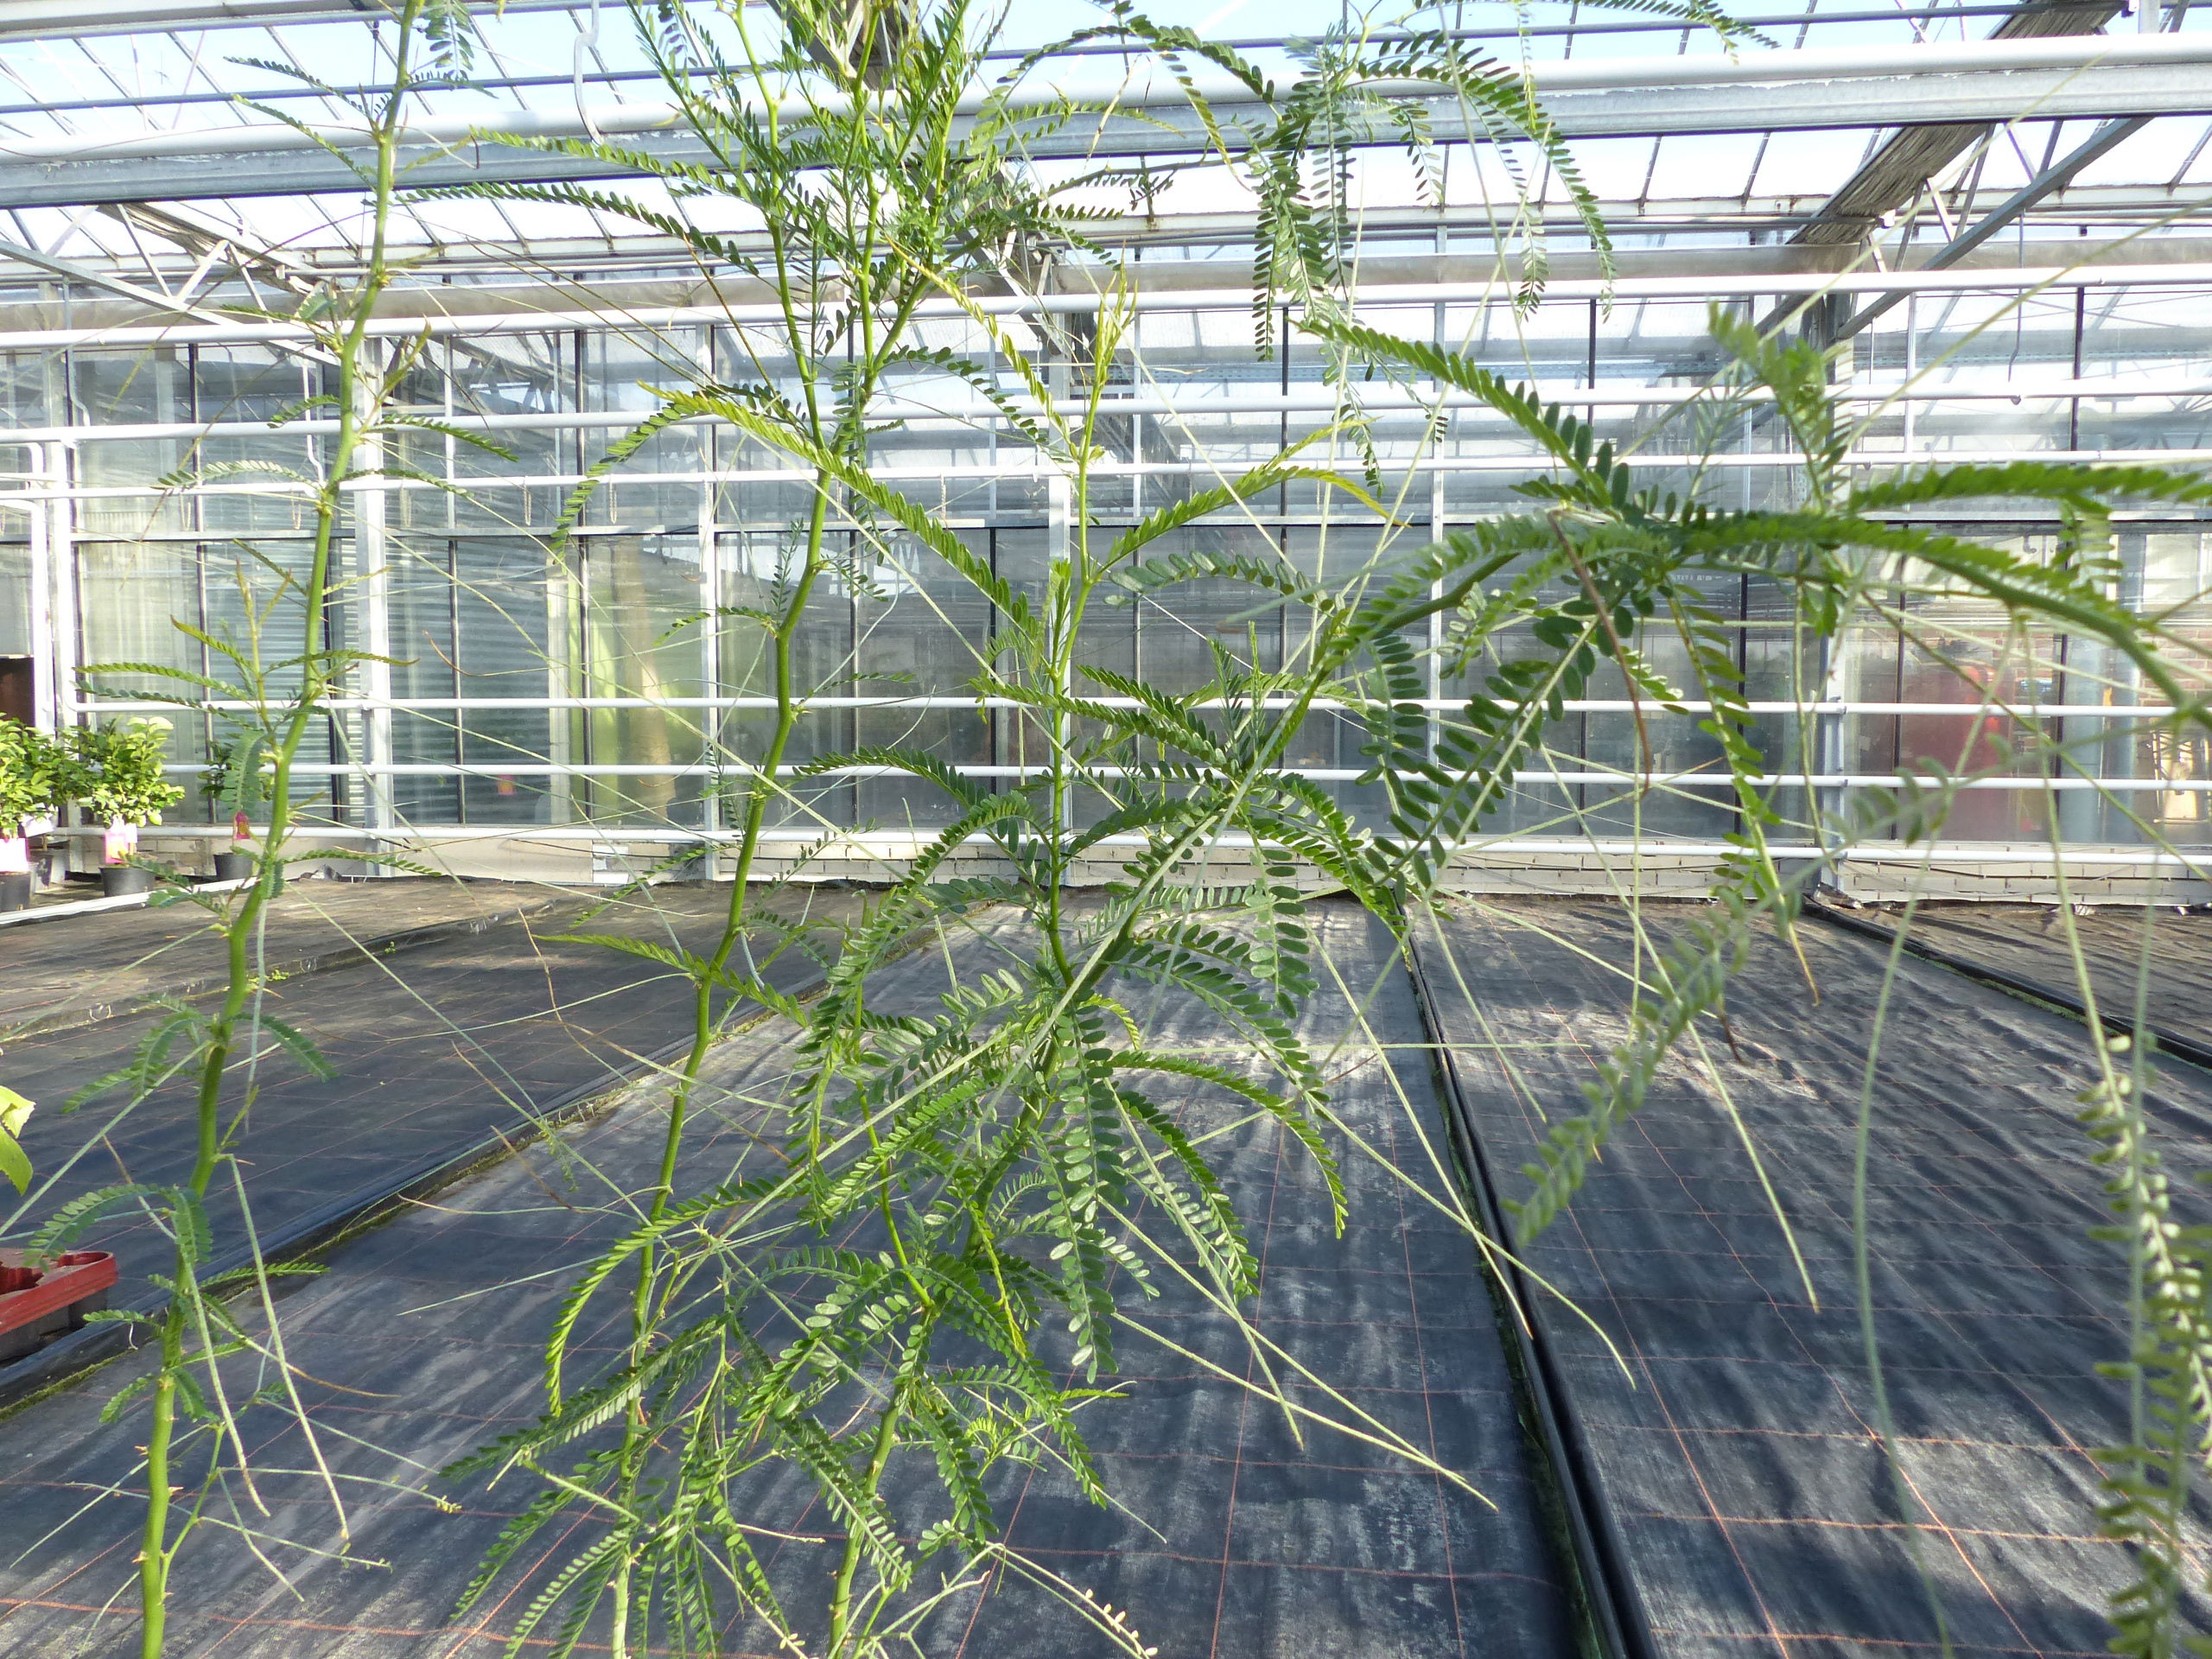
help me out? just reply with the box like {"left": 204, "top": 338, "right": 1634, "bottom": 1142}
{"left": 4, "top": 0, "right": 2212, "bottom": 1654}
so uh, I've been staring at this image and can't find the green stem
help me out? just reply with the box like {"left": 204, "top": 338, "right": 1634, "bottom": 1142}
{"left": 136, "top": 1355, "right": 178, "bottom": 1659}
{"left": 132, "top": 13, "right": 418, "bottom": 1655}
{"left": 602, "top": 480, "right": 832, "bottom": 1656}
{"left": 631, "top": 480, "right": 830, "bottom": 1328}
{"left": 825, "top": 1389, "right": 905, "bottom": 1659}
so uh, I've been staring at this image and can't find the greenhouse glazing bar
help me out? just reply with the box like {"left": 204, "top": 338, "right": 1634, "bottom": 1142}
{"left": 9, "top": 255, "right": 2212, "bottom": 351}
{"left": 0, "top": 0, "right": 2073, "bottom": 48}
{"left": 4, "top": 370, "right": 2212, "bottom": 447}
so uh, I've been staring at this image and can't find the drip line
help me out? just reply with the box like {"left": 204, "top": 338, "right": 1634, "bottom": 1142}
{"left": 1808, "top": 901, "right": 2212, "bottom": 1074}
{"left": 1402, "top": 927, "right": 1659, "bottom": 1659}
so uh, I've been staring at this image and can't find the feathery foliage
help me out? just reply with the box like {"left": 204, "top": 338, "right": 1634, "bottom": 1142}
{"left": 29, "top": 5, "right": 484, "bottom": 1652}
{"left": 428, "top": 7, "right": 2212, "bottom": 1656}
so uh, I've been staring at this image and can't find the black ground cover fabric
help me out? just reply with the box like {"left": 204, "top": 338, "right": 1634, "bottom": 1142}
{"left": 0, "top": 901, "right": 1572, "bottom": 1657}
{"left": 0, "top": 884, "right": 853, "bottom": 1341}
{"left": 1857, "top": 901, "right": 2212, "bottom": 1047}
{"left": 1424, "top": 897, "right": 2212, "bottom": 1659}
{"left": 0, "top": 879, "right": 556, "bottom": 1038}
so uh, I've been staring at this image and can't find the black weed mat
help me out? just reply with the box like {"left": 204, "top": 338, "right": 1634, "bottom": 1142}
{"left": 1830, "top": 901, "right": 2212, "bottom": 1054}
{"left": 0, "top": 902, "right": 1572, "bottom": 1658}
{"left": 0, "top": 879, "right": 561, "bottom": 1037}
{"left": 1421, "top": 898, "right": 2212, "bottom": 1659}
{"left": 0, "top": 884, "right": 855, "bottom": 1377}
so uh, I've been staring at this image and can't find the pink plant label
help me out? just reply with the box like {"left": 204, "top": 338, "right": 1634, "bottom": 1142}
{"left": 103, "top": 822, "right": 137, "bottom": 865}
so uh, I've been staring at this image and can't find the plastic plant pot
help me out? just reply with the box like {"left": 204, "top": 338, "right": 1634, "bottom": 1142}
{"left": 0, "top": 1249, "right": 118, "bottom": 1365}
{"left": 212, "top": 850, "right": 253, "bottom": 882}
{"left": 0, "top": 872, "right": 29, "bottom": 912}
{"left": 101, "top": 864, "right": 154, "bottom": 897}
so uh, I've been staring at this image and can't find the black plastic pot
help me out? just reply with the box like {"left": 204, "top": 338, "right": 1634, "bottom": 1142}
{"left": 100, "top": 864, "right": 154, "bottom": 898}
{"left": 212, "top": 850, "right": 254, "bottom": 882}
{"left": 0, "top": 873, "right": 30, "bottom": 912}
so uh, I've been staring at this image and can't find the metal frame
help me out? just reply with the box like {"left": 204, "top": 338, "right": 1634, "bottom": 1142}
{"left": 0, "top": 1, "right": 2208, "bottom": 864}
{"left": 3, "top": 35, "right": 2211, "bottom": 209}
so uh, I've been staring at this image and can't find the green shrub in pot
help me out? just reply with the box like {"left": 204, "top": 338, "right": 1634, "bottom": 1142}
{"left": 0, "top": 721, "right": 70, "bottom": 904}
{"left": 70, "top": 718, "right": 186, "bottom": 868}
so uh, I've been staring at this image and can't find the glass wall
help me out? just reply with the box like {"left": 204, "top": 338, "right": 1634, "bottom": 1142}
{"left": 0, "top": 280, "right": 2204, "bottom": 850}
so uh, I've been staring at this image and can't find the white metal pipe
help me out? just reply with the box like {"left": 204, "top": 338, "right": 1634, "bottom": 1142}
{"left": 10, "top": 258, "right": 2212, "bottom": 353}
{"left": 72, "top": 696, "right": 2203, "bottom": 717}
{"left": 0, "top": 0, "right": 571, "bottom": 41}
{"left": 8, "top": 370, "right": 2212, "bottom": 448}
{"left": 16, "top": 444, "right": 2212, "bottom": 505}
{"left": 8, "top": 34, "right": 2209, "bottom": 168}
{"left": 165, "top": 761, "right": 2212, "bottom": 789}
{"left": 99, "top": 821, "right": 2212, "bottom": 868}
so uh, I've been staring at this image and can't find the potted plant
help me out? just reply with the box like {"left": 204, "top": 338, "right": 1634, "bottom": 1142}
{"left": 200, "top": 729, "right": 272, "bottom": 884}
{"left": 70, "top": 718, "right": 185, "bottom": 897}
{"left": 0, "top": 719, "right": 67, "bottom": 912}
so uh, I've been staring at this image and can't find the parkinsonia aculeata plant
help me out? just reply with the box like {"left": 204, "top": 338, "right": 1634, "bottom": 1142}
{"left": 438, "top": 8, "right": 2212, "bottom": 1659}
{"left": 1364, "top": 307, "right": 2212, "bottom": 1653}
{"left": 12, "top": 3, "right": 495, "bottom": 1652}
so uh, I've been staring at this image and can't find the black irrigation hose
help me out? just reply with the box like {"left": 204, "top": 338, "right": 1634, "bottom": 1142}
{"left": 1806, "top": 901, "right": 2212, "bottom": 1077}
{"left": 1402, "top": 934, "right": 1660, "bottom": 1659}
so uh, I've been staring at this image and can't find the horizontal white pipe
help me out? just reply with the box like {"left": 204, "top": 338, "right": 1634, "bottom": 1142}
{"left": 1527, "top": 29, "right": 2212, "bottom": 89}
{"left": 164, "top": 761, "right": 2212, "bottom": 790}
{"left": 18, "top": 443, "right": 2212, "bottom": 504}
{"left": 0, "top": 0, "right": 582, "bottom": 43}
{"left": 9, "top": 259, "right": 2212, "bottom": 353}
{"left": 86, "top": 820, "right": 2212, "bottom": 869}
{"left": 7, "top": 33, "right": 2208, "bottom": 168}
{"left": 8, "top": 370, "right": 2210, "bottom": 448}
{"left": 75, "top": 696, "right": 2196, "bottom": 718}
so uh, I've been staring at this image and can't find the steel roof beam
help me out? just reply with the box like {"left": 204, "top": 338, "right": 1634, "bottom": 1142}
{"left": 0, "top": 0, "right": 2068, "bottom": 49}
{"left": 10, "top": 176, "right": 2212, "bottom": 281}
{"left": 1789, "top": 0, "right": 2129, "bottom": 249}
{"left": 0, "top": 253, "right": 2209, "bottom": 353}
{"left": 0, "top": 227, "right": 336, "bottom": 361}
{"left": 107, "top": 184, "right": 2212, "bottom": 271}
{"left": 97, "top": 200, "right": 321, "bottom": 296}
{"left": 0, "top": 0, "right": 570, "bottom": 44}
{"left": 1828, "top": 111, "right": 2153, "bottom": 340}
{"left": 0, "top": 34, "right": 2202, "bottom": 207}
{"left": 9, "top": 230, "right": 2212, "bottom": 340}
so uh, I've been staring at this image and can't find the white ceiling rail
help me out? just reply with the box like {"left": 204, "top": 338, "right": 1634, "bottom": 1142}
{"left": 13, "top": 443, "right": 2212, "bottom": 502}
{"left": 76, "top": 696, "right": 2203, "bottom": 718}
{"left": 6, "top": 255, "right": 2212, "bottom": 352}
{"left": 44, "top": 181, "right": 2202, "bottom": 278}
{"left": 149, "top": 760, "right": 2212, "bottom": 789}
{"left": 0, "top": 0, "right": 562, "bottom": 43}
{"left": 1527, "top": 29, "right": 2212, "bottom": 89}
{"left": 0, "top": 2, "right": 2186, "bottom": 73}
{"left": 7, "top": 371, "right": 2212, "bottom": 446}
{"left": 0, "top": 35, "right": 2209, "bottom": 206}
{"left": 4, "top": 32, "right": 2211, "bottom": 163}
{"left": 85, "top": 820, "right": 2212, "bottom": 868}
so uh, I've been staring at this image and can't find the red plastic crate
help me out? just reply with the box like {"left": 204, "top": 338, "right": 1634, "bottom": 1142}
{"left": 0, "top": 1247, "right": 118, "bottom": 1363}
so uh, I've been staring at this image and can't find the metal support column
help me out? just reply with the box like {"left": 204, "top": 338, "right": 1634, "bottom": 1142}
{"left": 1047, "top": 468, "right": 1073, "bottom": 833}
{"left": 24, "top": 440, "right": 54, "bottom": 733}
{"left": 697, "top": 386, "right": 725, "bottom": 873}
{"left": 353, "top": 340, "right": 395, "bottom": 863}
{"left": 48, "top": 439, "right": 77, "bottom": 736}
{"left": 1813, "top": 632, "right": 1850, "bottom": 894}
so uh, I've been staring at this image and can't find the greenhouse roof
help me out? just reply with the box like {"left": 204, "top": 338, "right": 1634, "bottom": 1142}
{"left": 0, "top": 0, "right": 2199, "bottom": 309}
